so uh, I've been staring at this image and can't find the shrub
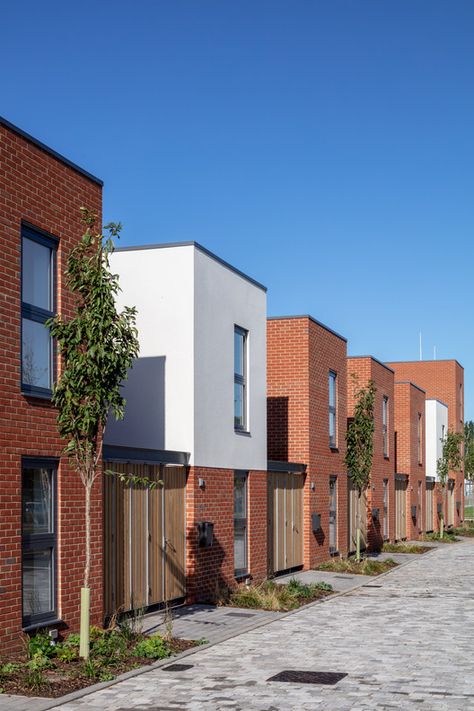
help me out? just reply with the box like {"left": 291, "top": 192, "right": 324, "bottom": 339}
{"left": 56, "top": 645, "right": 78, "bottom": 662}
{"left": 27, "top": 631, "right": 56, "bottom": 658}
{"left": 132, "top": 634, "right": 171, "bottom": 660}
{"left": 91, "top": 630, "right": 127, "bottom": 660}
{"left": 318, "top": 557, "right": 398, "bottom": 575}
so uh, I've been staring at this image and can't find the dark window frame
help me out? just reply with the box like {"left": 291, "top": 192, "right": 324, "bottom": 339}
{"left": 233, "top": 470, "right": 248, "bottom": 577}
{"left": 21, "top": 457, "right": 58, "bottom": 628}
{"left": 328, "top": 370, "right": 337, "bottom": 448}
{"left": 21, "top": 223, "right": 58, "bottom": 398}
{"left": 417, "top": 412, "right": 423, "bottom": 465}
{"left": 234, "top": 325, "right": 248, "bottom": 432}
{"left": 382, "top": 396, "right": 389, "bottom": 458}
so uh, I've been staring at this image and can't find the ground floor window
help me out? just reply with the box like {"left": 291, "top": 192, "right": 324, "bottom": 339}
{"left": 383, "top": 479, "right": 389, "bottom": 540}
{"left": 234, "top": 471, "right": 248, "bottom": 576}
{"left": 22, "top": 458, "right": 57, "bottom": 626}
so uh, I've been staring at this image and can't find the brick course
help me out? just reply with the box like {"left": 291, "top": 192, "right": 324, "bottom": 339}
{"left": 0, "top": 121, "right": 103, "bottom": 653}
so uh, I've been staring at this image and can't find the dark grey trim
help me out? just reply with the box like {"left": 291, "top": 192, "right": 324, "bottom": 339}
{"left": 103, "top": 444, "right": 189, "bottom": 466}
{"left": 348, "top": 356, "right": 395, "bottom": 374}
{"left": 394, "top": 380, "right": 426, "bottom": 394}
{"left": 267, "top": 460, "right": 307, "bottom": 473}
{"left": 387, "top": 358, "right": 464, "bottom": 370}
{"left": 395, "top": 473, "right": 408, "bottom": 481}
{"left": 115, "top": 241, "right": 267, "bottom": 293}
{"left": 426, "top": 476, "right": 436, "bottom": 484}
{"left": 267, "top": 315, "right": 347, "bottom": 343}
{"left": 0, "top": 115, "right": 103, "bottom": 186}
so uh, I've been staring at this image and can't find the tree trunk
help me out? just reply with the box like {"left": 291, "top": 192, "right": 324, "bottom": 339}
{"left": 79, "top": 479, "right": 92, "bottom": 659}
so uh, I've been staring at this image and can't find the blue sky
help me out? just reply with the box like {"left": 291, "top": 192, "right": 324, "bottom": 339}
{"left": 2, "top": 1, "right": 474, "bottom": 416}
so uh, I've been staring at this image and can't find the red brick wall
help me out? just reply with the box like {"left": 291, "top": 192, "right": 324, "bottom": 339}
{"left": 185, "top": 467, "right": 267, "bottom": 602}
{"left": 0, "top": 122, "right": 103, "bottom": 653}
{"left": 267, "top": 317, "right": 348, "bottom": 567}
{"left": 393, "top": 382, "right": 426, "bottom": 539}
{"left": 387, "top": 360, "right": 464, "bottom": 527}
{"left": 347, "top": 358, "right": 395, "bottom": 550}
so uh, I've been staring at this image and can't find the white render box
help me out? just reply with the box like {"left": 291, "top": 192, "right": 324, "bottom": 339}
{"left": 425, "top": 398, "right": 448, "bottom": 481}
{"left": 104, "top": 242, "right": 267, "bottom": 472}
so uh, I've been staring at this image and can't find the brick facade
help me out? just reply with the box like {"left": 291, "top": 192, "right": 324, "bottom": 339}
{"left": 387, "top": 360, "right": 465, "bottom": 528}
{"left": 347, "top": 357, "right": 395, "bottom": 550}
{"left": 393, "top": 382, "right": 426, "bottom": 539}
{"left": 267, "top": 316, "right": 348, "bottom": 567}
{"left": 0, "top": 120, "right": 103, "bottom": 653}
{"left": 185, "top": 467, "right": 267, "bottom": 602}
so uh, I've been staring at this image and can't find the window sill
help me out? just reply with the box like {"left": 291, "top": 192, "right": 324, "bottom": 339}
{"left": 22, "top": 617, "right": 63, "bottom": 633}
{"left": 235, "top": 429, "right": 251, "bottom": 438}
{"left": 384, "top": 456, "right": 390, "bottom": 461}
{"left": 22, "top": 389, "right": 53, "bottom": 403}
{"left": 329, "top": 446, "right": 339, "bottom": 453}
{"left": 235, "top": 572, "right": 251, "bottom": 582}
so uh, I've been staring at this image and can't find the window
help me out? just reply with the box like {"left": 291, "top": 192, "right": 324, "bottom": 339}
{"left": 329, "top": 371, "right": 337, "bottom": 448}
{"left": 234, "top": 326, "right": 248, "bottom": 431}
{"left": 383, "top": 479, "right": 388, "bottom": 540}
{"left": 21, "top": 225, "right": 57, "bottom": 396}
{"left": 382, "top": 396, "right": 389, "bottom": 457}
{"left": 460, "top": 384, "right": 463, "bottom": 423}
{"left": 417, "top": 413, "right": 423, "bottom": 465}
{"left": 22, "top": 459, "right": 57, "bottom": 626}
{"left": 234, "top": 472, "right": 248, "bottom": 576}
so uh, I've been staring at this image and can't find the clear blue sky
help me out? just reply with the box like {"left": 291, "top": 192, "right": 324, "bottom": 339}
{"left": 2, "top": 1, "right": 474, "bottom": 417}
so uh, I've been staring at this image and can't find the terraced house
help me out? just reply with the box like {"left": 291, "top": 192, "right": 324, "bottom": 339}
{"left": 0, "top": 117, "right": 104, "bottom": 653}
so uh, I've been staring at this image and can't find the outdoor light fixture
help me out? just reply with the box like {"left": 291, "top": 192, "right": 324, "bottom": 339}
{"left": 310, "top": 482, "right": 315, "bottom": 491}
{"left": 198, "top": 478, "right": 205, "bottom": 489}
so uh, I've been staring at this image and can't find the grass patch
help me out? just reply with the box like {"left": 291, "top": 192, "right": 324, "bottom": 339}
{"left": 448, "top": 526, "right": 474, "bottom": 538}
{"left": 0, "top": 626, "right": 196, "bottom": 698}
{"left": 381, "top": 542, "right": 432, "bottom": 554}
{"left": 317, "top": 557, "right": 398, "bottom": 575}
{"left": 464, "top": 505, "right": 474, "bottom": 520}
{"left": 224, "top": 578, "right": 333, "bottom": 612}
{"left": 421, "top": 531, "right": 460, "bottom": 543}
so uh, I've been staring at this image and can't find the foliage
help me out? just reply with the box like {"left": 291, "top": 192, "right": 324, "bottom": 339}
{"left": 318, "top": 557, "right": 398, "bottom": 575}
{"left": 120, "top": 606, "right": 146, "bottom": 642}
{"left": 27, "top": 631, "right": 56, "bottom": 658}
{"left": 464, "top": 421, "right": 474, "bottom": 480}
{"left": 437, "top": 429, "right": 463, "bottom": 488}
{"left": 422, "top": 531, "right": 460, "bottom": 543}
{"left": 132, "top": 634, "right": 171, "bottom": 660}
{"left": 346, "top": 378, "right": 377, "bottom": 495}
{"left": 381, "top": 543, "right": 431, "bottom": 554}
{"left": 225, "top": 579, "right": 333, "bottom": 611}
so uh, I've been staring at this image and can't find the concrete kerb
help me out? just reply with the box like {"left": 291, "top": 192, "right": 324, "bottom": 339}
{"left": 13, "top": 541, "right": 457, "bottom": 711}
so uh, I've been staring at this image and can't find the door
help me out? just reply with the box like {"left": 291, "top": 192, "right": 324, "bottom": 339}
{"left": 348, "top": 478, "right": 367, "bottom": 554}
{"left": 267, "top": 471, "right": 304, "bottom": 574}
{"left": 104, "top": 462, "right": 186, "bottom": 616}
{"left": 418, "top": 481, "right": 423, "bottom": 534}
{"left": 329, "top": 476, "right": 337, "bottom": 554}
{"left": 383, "top": 479, "right": 389, "bottom": 540}
{"left": 425, "top": 482, "right": 434, "bottom": 532}
{"left": 395, "top": 477, "right": 407, "bottom": 540}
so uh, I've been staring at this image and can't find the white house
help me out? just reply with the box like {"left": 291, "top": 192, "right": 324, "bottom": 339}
{"left": 425, "top": 398, "right": 448, "bottom": 480}
{"left": 104, "top": 241, "right": 267, "bottom": 472}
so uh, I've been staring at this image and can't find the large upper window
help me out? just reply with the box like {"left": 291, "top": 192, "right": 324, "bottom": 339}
{"left": 329, "top": 370, "right": 337, "bottom": 448}
{"left": 21, "top": 225, "right": 57, "bottom": 395}
{"left": 22, "top": 459, "right": 57, "bottom": 626}
{"left": 382, "top": 396, "right": 389, "bottom": 458}
{"left": 417, "top": 413, "right": 423, "bottom": 465}
{"left": 234, "top": 326, "right": 248, "bottom": 431}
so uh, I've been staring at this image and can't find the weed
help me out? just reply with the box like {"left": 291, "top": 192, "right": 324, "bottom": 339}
{"left": 318, "top": 557, "right": 398, "bottom": 575}
{"left": 120, "top": 606, "right": 145, "bottom": 641}
{"left": 27, "top": 631, "right": 56, "bottom": 658}
{"left": 382, "top": 543, "right": 431, "bottom": 554}
{"left": 132, "top": 634, "right": 172, "bottom": 660}
{"left": 422, "top": 532, "right": 460, "bottom": 543}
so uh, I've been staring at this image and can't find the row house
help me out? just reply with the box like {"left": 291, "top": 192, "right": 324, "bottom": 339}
{"left": 0, "top": 115, "right": 467, "bottom": 653}
{"left": 0, "top": 116, "right": 104, "bottom": 653}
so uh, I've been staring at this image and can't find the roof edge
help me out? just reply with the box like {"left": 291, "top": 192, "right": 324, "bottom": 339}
{"left": 0, "top": 115, "right": 103, "bottom": 187}
{"left": 115, "top": 240, "right": 267, "bottom": 293}
{"left": 387, "top": 359, "right": 464, "bottom": 370}
{"left": 394, "top": 380, "right": 426, "bottom": 394}
{"left": 267, "top": 315, "right": 347, "bottom": 343}
{"left": 347, "top": 355, "right": 395, "bottom": 374}
{"left": 425, "top": 397, "right": 449, "bottom": 409}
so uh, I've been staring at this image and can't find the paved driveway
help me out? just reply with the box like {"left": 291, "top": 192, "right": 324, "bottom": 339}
{"left": 38, "top": 541, "right": 474, "bottom": 709}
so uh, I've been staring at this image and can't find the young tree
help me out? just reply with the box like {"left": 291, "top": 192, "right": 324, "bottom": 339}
{"left": 436, "top": 429, "right": 463, "bottom": 538}
{"left": 345, "top": 378, "right": 377, "bottom": 562}
{"left": 464, "top": 420, "right": 474, "bottom": 481}
{"left": 48, "top": 209, "right": 139, "bottom": 658}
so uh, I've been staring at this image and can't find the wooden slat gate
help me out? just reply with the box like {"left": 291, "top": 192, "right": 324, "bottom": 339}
{"left": 267, "top": 471, "right": 304, "bottom": 575}
{"left": 104, "top": 462, "right": 186, "bottom": 616}
{"left": 348, "top": 479, "right": 367, "bottom": 554}
{"left": 395, "top": 476, "right": 407, "bottom": 540}
{"left": 425, "top": 481, "right": 434, "bottom": 532}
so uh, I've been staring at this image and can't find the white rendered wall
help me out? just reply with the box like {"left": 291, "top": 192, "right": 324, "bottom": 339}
{"left": 193, "top": 248, "right": 267, "bottom": 471}
{"left": 104, "top": 244, "right": 267, "bottom": 471}
{"left": 425, "top": 399, "right": 448, "bottom": 480}
{"left": 104, "top": 246, "right": 195, "bottom": 456}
